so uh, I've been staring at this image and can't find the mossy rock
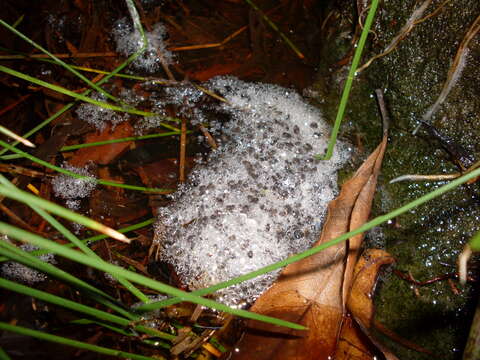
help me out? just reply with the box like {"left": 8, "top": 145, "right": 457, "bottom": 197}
{"left": 313, "top": 0, "right": 480, "bottom": 358}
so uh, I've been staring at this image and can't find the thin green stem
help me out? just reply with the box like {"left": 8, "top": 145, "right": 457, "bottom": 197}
{"left": 0, "top": 65, "right": 154, "bottom": 117}
{"left": 0, "top": 223, "right": 307, "bottom": 331}
{"left": 60, "top": 131, "right": 184, "bottom": 151}
{"left": 0, "top": 139, "right": 172, "bottom": 193}
{"left": 244, "top": 0, "right": 305, "bottom": 59}
{"left": 0, "top": 240, "right": 137, "bottom": 320}
{"left": 15, "top": 191, "right": 149, "bottom": 303}
{"left": 0, "top": 218, "right": 156, "bottom": 262}
{"left": 318, "top": 0, "right": 380, "bottom": 160}
{"left": 0, "top": 278, "right": 174, "bottom": 340}
{"left": 0, "top": 183, "right": 130, "bottom": 239}
{"left": 0, "top": 322, "right": 159, "bottom": 360}
{"left": 0, "top": 347, "right": 11, "bottom": 360}
{"left": 0, "top": 19, "right": 122, "bottom": 105}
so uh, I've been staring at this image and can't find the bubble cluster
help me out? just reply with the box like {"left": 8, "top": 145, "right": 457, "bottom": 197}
{"left": 113, "top": 18, "right": 174, "bottom": 73}
{"left": 51, "top": 163, "right": 97, "bottom": 203}
{"left": 1, "top": 239, "right": 56, "bottom": 285}
{"left": 75, "top": 92, "right": 130, "bottom": 130}
{"left": 155, "top": 77, "right": 350, "bottom": 305}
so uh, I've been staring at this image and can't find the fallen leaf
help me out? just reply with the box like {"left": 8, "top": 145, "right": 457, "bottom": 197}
{"left": 230, "top": 133, "right": 388, "bottom": 360}
{"left": 336, "top": 249, "right": 397, "bottom": 360}
{"left": 69, "top": 122, "right": 133, "bottom": 167}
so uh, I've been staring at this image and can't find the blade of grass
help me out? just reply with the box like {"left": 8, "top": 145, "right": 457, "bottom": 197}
{"left": 0, "top": 277, "right": 174, "bottom": 340}
{"left": 137, "top": 164, "right": 480, "bottom": 311}
{"left": 0, "top": 183, "right": 129, "bottom": 242}
{"left": 0, "top": 322, "right": 159, "bottom": 360}
{"left": 0, "top": 240, "right": 137, "bottom": 320}
{"left": 317, "top": 0, "right": 380, "bottom": 160}
{"left": 0, "top": 19, "right": 122, "bottom": 105}
{"left": 0, "top": 65, "right": 155, "bottom": 117}
{"left": 0, "top": 223, "right": 307, "bottom": 331}
{"left": 12, "top": 15, "right": 24, "bottom": 29}
{"left": 0, "top": 125, "right": 35, "bottom": 147}
{"left": 60, "top": 131, "right": 185, "bottom": 151}
{"left": 0, "top": 347, "right": 11, "bottom": 360}
{"left": 71, "top": 319, "right": 171, "bottom": 348}
{"left": 469, "top": 230, "right": 480, "bottom": 251}
{"left": 0, "top": 139, "right": 172, "bottom": 193}
{"left": 244, "top": 0, "right": 304, "bottom": 59}
{"left": 0, "top": 0, "right": 148, "bottom": 158}
{"left": 0, "top": 218, "right": 156, "bottom": 262}
{"left": 0, "top": 175, "right": 149, "bottom": 303}
{"left": 0, "top": 240, "right": 108, "bottom": 299}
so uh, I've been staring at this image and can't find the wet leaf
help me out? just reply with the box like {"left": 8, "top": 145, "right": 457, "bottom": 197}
{"left": 69, "top": 122, "right": 134, "bottom": 167}
{"left": 336, "top": 249, "right": 397, "bottom": 360}
{"left": 231, "top": 134, "right": 388, "bottom": 360}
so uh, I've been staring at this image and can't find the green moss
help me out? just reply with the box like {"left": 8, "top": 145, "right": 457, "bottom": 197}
{"left": 312, "top": 0, "right": 480, "bottom": 358}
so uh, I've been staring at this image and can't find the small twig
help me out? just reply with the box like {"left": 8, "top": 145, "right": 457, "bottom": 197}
{"left": 244, "top": 0, "right": 305, "bottom": 60}
{"left": 374, "top": 89, "right": 389, "bottom": 136}
{"left": 0, "top": 163, "right": 48, "bottom": 178}
{"left": 0, "top": 51, "right": 117, "bottom": 60}
{"left": 0, "top": 203, "right": 39, "bottom": 234}
{"left": 357, "top": 0, "right": 433, "bottom": 74}
{"left": 414, "top": 0, "right": 452, "bottom": 25}
{"left": 459, "top": 244, "right": 473, "bottom": 284}
{"left": 421, "top": 13, "right": 480, "bottom": 122}
{"left": 192, "top": 83, "right": 230, "bottom": 104}
{"left": 169, "top": 26, "right": 247, "bottom": 52}
{"left": 179, "top": 118, "right": 187, "bottom": 183}
{"left": 0, "top": 93, "right": 32, "bottom": 117}
{"left": 198, "top": 125, "right": 217, "bottom": 150}
{"left": 389, "top": 173, "right": 460, "bottom": 184}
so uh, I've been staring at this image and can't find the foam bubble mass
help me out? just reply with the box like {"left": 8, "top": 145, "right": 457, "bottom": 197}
{"left": 155, "top": 77, "right": 350, "bottom": 305}
{"left": 113, "top": 18, "right": 174, "bottom": 73}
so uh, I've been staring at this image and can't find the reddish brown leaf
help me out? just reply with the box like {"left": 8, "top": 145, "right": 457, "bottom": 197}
{"left": 69, "top": 122, "right": 133, "bottom": 167}
{"left": 231, "top": 134, "right": 388, "bottom": 360}
{"left": 336, "top": 249, "right": 397, "bottom": 360}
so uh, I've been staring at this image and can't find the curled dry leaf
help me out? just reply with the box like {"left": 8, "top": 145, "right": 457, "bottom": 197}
{"left": 231, "top": 133, "right": 388, "bottom": 360}
{"left": 336, "top": 249, "right": 397, "bottom": 360}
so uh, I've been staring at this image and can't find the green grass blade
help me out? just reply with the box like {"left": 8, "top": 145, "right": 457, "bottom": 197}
{"left": 0, "top": 347, "right": 11, "bottom": 360}
{"left": 0, "top": 277, "right": 174, "bottom": 340}
{"left": 0, "top": 65, "right": 153, "bottom": 117}
{"left": 0, "top": 223, "right": 307, "bottom": 331}
{"left": 0, "top": 218, "right": 156, "bottom": 263}
{"left": 137, "top": 165, "right": 480, "bottom": 311}
{"left": 469, "top": 230, "right": 480, "bottom": 251}
{"left": 0, "top": 102, "right": 75, "bottom": 157}
{"left": 21, "top": 197, "right": 150, "bottom": 303}
{"left": 0, "top": 19, "right": 121, "bottom": 105}
{"left": 0, "top": 174, "right": 149, "bottom": 303}
{"left": 71, "top": 319, "right": 172, "bottom": 348}
{"left": 60, "top": 131, "right": 184, "bottom": 151}
{"left": 0, "top": 322, "right": 159, "bottom": 360}
{"left": 0, "top": 139, "right": 171, "bottom": 193}
{"left": 0, "top": 183, "right": 129, "bottom": 240}
{"left": 0, "top": 0, "right": 150, "bottom": 158}
{"left": 0, "top": 241, "right": 137, "bottom": 320}
{"left": 0, "top": 240, "right": 109, "bottom": 299}
{"left": 318, "top": 0, "right": 380, "bottom": 160}
{"left": 0, "top": 125, "right": 35, "bottom": 147}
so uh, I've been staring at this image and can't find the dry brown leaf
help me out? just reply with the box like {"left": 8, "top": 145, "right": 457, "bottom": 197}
{"left": 336, "top": 249, "right": 397, "bottom": 360}
{"left": 231, "top": 134, "right": 388, "bottom": 360}
{"left": 69, "top": 122, "right": 133, "bottom": 167}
